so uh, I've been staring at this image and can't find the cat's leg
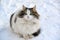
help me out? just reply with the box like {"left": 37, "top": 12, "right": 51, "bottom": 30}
{"left": 23, "top": 34, "right": 29, "bottom": 40}
{"left": 28, "top": 29, "right": 40, "bottom": 39}
{"left": 28, "top": 34, "right": 34, "bottom": 39}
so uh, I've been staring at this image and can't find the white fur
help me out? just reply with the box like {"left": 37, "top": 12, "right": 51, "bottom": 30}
{"left": 11, "top": 10, "right": 40, "bottom": 37}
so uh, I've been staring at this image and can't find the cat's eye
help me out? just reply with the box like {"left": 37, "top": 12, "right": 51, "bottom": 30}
{"left": 20, "top": 13, "right": 24, "bottom": 15}
{"left": 24, "top": 13, "right": 27, "bottom": 15}
{"left": 18, "top": 12, "right": 27, "bottom": 18}
{"left": 30, "top": 13, "right": 34, "bottom": 15}
{"left": 20, "top": 13, "right": 27, "bottom": 16}
{"left": 20, "top": 11, "right": 27, "bottom": 15}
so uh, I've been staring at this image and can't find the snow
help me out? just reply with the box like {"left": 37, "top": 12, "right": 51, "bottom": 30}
{"left": 0, "top": 0, "right": 60, "bottom": 40}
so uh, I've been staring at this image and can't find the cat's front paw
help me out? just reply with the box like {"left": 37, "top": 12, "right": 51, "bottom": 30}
{"left": 28, "top": 34, "right": 34, "bottom": 39}
{"left": 23, "top": 34, "right": 34, "bottom": 40}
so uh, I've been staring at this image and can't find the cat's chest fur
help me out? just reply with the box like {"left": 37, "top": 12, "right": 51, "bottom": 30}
{"left": 12, "top": 16, "right": 40, "bottom": 35}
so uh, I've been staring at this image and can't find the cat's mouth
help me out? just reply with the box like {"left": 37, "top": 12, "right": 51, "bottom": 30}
{"left": 24, "top": 16, "right": 34, "bottom": 21}
{"left": 24, "top": 18, "right": 33, "bottom": 22}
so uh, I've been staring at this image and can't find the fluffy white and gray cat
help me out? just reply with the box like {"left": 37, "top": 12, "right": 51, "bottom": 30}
{"left": 10, "top": 5, "right": 40, "bottom": 40}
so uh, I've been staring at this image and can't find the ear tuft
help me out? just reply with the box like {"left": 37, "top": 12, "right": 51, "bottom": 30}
{"left": 33, "top": 5, "right": 36, "bottom": 12}
{"left": 23, "top": 5, "right": 26, "bottom": 10}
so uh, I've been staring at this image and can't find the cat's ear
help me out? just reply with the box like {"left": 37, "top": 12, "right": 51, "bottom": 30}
{"left": 33, "top": 5, "right": 36, "bottom": 12}
{"left": 23, "top": 5, "right": 26, "bottom": 10}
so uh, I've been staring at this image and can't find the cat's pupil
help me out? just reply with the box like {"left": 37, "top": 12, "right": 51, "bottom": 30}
{"left": 20, "top": 11, "right": 27, "bottom": 15}
{"left": 18, "top": 11, "right": 27, "bottom": 18}
{"left": 30, "top": 13, "right": 33, "bottom": 15}
{"left": 20, "top": 13, "right": 26, "bottom": 15}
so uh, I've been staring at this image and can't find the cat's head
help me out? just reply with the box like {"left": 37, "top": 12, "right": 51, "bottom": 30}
{"left": 17, "top": 5, "right": 40, "bottom": 21}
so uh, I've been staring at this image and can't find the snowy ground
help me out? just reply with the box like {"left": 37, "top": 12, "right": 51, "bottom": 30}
{"left": 0, "top": 0, "right": 60, "bottom": 40}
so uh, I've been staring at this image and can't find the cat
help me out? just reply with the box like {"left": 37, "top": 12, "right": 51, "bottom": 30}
{"left": 10, "top": 5, "right": 40, "bottom": 40}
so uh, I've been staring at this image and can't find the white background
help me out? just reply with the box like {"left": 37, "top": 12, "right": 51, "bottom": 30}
{"left": 0, "top": 0, "right": 60, "bottom": 40}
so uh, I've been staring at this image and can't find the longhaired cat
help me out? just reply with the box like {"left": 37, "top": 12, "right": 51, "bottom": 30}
{"left": 10, "top": 5, "right": 40, "bottom": 40}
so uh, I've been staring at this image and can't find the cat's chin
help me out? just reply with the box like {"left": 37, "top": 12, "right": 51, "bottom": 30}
{"left": 24, "top": 18, "right": 33, "bottom": 21}
{"left": 24, "top": 19, "right": 32, "bottom": 22}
